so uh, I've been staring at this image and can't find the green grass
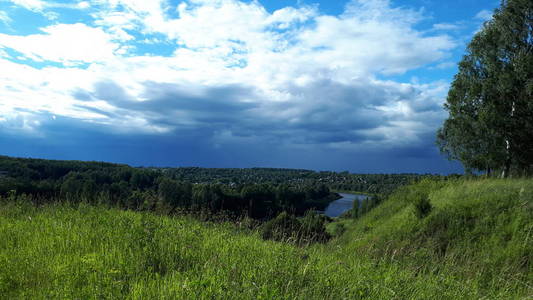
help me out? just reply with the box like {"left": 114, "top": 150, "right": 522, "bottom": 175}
{"left": 1, "top": 179, "right": 532, "bottom": 299}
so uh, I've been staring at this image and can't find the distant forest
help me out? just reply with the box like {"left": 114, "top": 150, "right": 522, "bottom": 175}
{"left": 0, "top": 155, "right": 438, "bottom": 219}
{"left": 160, "top": 167, "right": 434, "bottom": 194}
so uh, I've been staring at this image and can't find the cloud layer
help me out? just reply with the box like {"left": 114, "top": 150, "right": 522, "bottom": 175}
{"left": 0, "top": 0, "right": 477, "bottom": 172}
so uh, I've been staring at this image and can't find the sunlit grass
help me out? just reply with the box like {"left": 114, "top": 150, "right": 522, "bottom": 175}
{"left": 1, "top": 178, "right": 531, "bottom": 299}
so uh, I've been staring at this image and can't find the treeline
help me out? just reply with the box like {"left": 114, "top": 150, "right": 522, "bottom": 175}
{"left": 150, "top": 179, "right": 335, "bottom": 219}
{"left": 162, "top": 167, "right": 433, "bottom": 195}
{"left": 0, "top": 156, "right": 159, "bottom": 201}
{"left": 0, "top": 156, "right": 336, "bottom": 219}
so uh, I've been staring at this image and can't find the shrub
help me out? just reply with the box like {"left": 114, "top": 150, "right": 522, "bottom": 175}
{"left": 413, "top": 196, "right": 432, "bottom": 219}
{"left": 261, "top": 211, "right": 301, "bottom": 242}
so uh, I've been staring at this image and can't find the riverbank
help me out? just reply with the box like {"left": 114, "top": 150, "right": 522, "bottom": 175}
{"left": 324, "top": 192, "right": 369, "bottom": 217}
{"left": 304, "top": 192, "right": 342, "bottom": 211}
{"left": 331, "top": 189, "right": 375, "bottom": 196}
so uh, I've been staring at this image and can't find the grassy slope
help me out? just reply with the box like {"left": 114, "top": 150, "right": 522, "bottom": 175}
{"left": 0, "top": 179, "right": 531, "bottom": 299}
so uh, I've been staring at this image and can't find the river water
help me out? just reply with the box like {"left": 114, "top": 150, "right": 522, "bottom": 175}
{"left": 324, "top": 193, "right": 369, "bottom": 217}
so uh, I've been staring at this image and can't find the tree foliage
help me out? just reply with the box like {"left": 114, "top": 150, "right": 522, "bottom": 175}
{"left": 0, "top": 155, "right": 441, "bottom": 222}
{"left": 0, "top": 155, "right": 341, "bottom": 220}
{"left": 437, "top": 0, "right": 533, "bottom": 176}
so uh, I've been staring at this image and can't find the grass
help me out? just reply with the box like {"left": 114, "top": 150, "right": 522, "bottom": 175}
{"left": 0, "top": 178, "right": 532, "bottom": 299}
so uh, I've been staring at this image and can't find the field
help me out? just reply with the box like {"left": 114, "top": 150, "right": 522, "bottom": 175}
{"left": 1, "top": 178, "right": 531, "bottom": 299}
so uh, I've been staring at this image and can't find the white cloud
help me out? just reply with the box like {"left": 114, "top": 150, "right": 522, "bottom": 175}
{"left": 43, "top": 11, "right": 59, "bottom": 20}
{"left": 0, "top": 23, "right": 121, "bottom": 65}
{"left": 9, "top": 0, "right": 46, "bottom": 11}
{"left": 292, "top": 11, "right": 454, "bottom": 76}
{"left": 0, "top": 59, "right": 94, "bottom": 125}
{"left": 432, "top": 23, "right": 461, "bottom": 31}
{"left": 77, "top": 1, "right": 90, "bottom": 9}
{"left": 0, "top": 0, "right": 459, "bottom": 147}
{"left": 267, "top": 6, "right": 317, "bottom": 29}
{"left": 7, "top": 0, "right": 94, "bottom": 15}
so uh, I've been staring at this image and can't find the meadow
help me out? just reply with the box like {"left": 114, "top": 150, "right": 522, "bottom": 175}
{"left": 1, "top": 178, "right": 531, "bottom": 299}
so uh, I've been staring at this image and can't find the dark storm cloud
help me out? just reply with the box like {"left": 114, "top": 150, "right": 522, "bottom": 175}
{"left": 0, "top": 109, "right": 462, "bottom": 173}
{"left": 141, "top": 82, "right": 257, "bottom": 112}
{"left": 83, "top": 80, "right": 260, "bottom": 130}
{"left": 92, "top": 80, "right": 257, "bottom": 114}
{"left": 71, "top": 77, "right": 446, "bottom": 148}
{"left": 22, "top": 76, "right": 460, "bottom": 173}
{"left": 250, "top": 78, "right": 444, "bottom": 145}
{"left": 278, "top": 79, "right": 392, "bottom": 130}
{"left": 0, "top": 112, "right": 221, "bottom": 167}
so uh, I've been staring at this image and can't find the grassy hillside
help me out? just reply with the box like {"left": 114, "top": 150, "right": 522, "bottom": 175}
{"left": 332, "top": 179, "right": 532, "bottom": 298}
{"left": 1, "top": 179, "right": 531, "bottom": 299}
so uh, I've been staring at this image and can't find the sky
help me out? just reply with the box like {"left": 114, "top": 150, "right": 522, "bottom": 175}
{"left": 0, "top": 0, "right": 500, "bottom": 173}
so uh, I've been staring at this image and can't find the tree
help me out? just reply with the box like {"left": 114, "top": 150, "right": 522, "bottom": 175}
{"left": 437, "top": 0, "right": 533, "bottom": 176}
{"left": 158, "top": 178, "right": 181, "bottom": 210}
{"left": 351, "top": 198, "right": 360, "bottom": 218}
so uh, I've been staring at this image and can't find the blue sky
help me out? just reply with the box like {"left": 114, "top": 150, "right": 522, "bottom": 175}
{"left": 0, "top": 0, "right": 499, "bottom": 173}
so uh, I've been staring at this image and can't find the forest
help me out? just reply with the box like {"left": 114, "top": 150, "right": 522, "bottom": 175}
{"left": 0, "top": 155, "right": 425, "bottom": 221}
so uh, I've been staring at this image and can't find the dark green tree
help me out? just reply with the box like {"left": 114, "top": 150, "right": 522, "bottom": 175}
{"left": 157, "top": 178, "right": 182, "bottom": 211}
{"left": 437, "top": 0, "right": 533, "bottom": 176}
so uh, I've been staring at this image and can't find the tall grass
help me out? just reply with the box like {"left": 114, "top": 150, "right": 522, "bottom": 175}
{"left": 1, "top": 178, "right": 531, "bottom": 299}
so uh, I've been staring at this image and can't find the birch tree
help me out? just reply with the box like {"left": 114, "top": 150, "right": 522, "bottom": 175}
{"left": 437, "top": 0, "right": 533, "bottom": 176}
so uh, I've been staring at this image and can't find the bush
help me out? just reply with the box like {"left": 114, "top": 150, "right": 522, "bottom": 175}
{"left": 413, "top": 196, "right": 432, "bottom": 219}
{"left": 261, "top": 212, "right": 301, "bottom": 242}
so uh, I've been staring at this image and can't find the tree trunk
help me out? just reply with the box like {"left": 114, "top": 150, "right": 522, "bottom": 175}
{"left": 248, "top": 198, "right": 254, "bottom": 218}
{"left": 501, "top": 141, "right": 511, "bottom": 178}
{"left": 501, "top": 159, "right": 511, "bottom": 178}
{"left": 501, "top": 101, "right": 515, "bottom": 178}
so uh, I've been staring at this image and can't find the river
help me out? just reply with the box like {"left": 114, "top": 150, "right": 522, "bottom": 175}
{"left": 324, "top": 192, "right": 369, "bottom": 217}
